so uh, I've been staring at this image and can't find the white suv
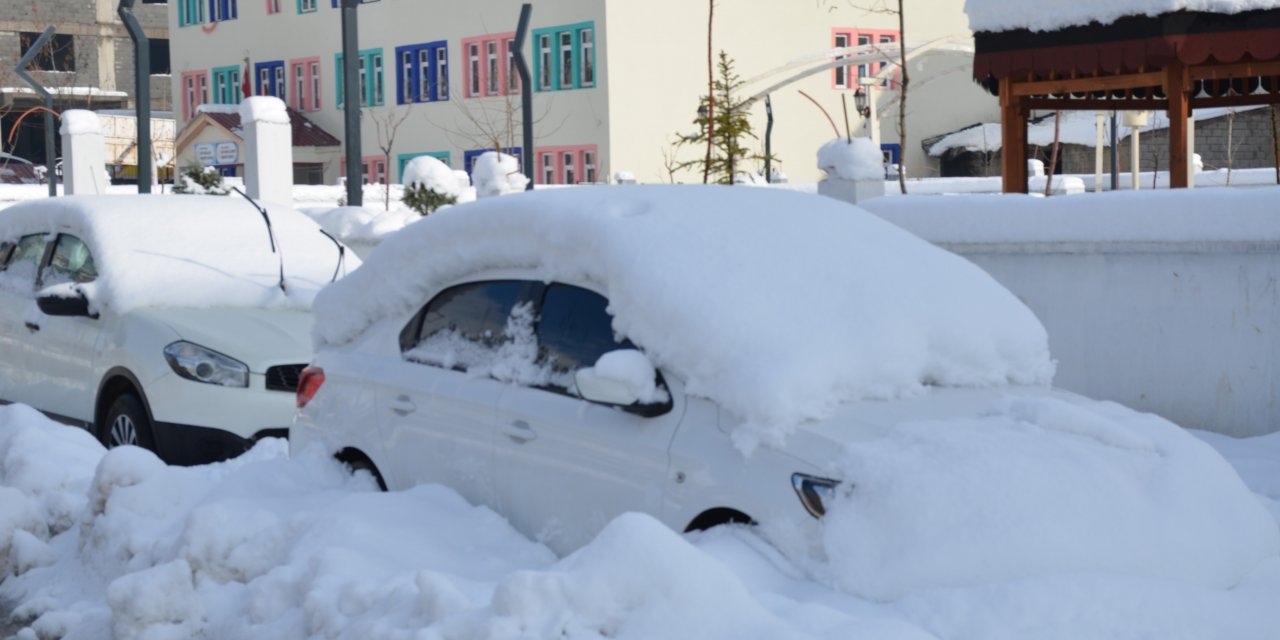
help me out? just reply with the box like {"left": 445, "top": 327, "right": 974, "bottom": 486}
{"left": 291, "top": 185, "right": 1063, "bottom": 554}
{"left": 0, "top": 194, "right": 355, "bottom": 464}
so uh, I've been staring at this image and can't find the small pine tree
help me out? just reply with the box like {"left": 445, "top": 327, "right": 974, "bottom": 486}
{"left": 673, "top": 51, "right": 777, "bottom": 184}
{"left": 173, "top": 164, "right": 230, "bottom": 195}
{"left": 401, "top": 183, "right": 458, "bottom": 216}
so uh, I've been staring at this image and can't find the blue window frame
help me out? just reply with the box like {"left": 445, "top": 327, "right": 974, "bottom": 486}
{"left": 207, "top": 0, "right": 237, "bottom": 21}
{"left": 394, "top": 41, "right": 448, "bottom": 105}
{"left": 254, "top": 61, "right": 286, "bottom": 100}
{"left": 881, "top": 143, "right": 901, "bottom": 165}
{"left": 531, "top": 21, "right": 595, "bottom": 92}
{"left": 464, "top": 147, "right": 521, "bottom": 174}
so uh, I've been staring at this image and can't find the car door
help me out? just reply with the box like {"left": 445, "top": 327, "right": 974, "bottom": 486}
{"left": 25, "top": 234, "right": 104, "bottom": 422}
{"left": 0, "top": 234, "right": 50, "bottom": 405}
{"left": 492, "top": 283, "right": 684, "bottom": 552}
{"left": 376, "top": 279, "right": 539, "bottom": 508}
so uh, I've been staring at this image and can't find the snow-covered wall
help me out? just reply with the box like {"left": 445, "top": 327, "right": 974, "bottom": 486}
{"left": 863, "top": 188, "right": 1280, "bottom": 438}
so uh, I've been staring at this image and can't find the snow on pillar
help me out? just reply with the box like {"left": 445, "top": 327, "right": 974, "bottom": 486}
{"left": 59, "top": 110, "right": 107, "bottom": 196}
{"left": 816, "top": 138, "right": 886, "bottom": 205}
{"left": 239, "top": 96, "right": 293, "bottom": 203}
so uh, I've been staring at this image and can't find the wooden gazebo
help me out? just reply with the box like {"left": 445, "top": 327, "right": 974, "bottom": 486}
{"left": 973, "top": 8, "right": 1280, "bottom": 192}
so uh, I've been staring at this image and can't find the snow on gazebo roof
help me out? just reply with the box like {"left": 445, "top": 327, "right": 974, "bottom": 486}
{"left": 965, "top": 0, "right": 1280, "bottom": 33}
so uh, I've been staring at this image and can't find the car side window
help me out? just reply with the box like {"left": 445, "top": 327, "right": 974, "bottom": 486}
{"left": 42, "top": 235, "right": 98, "bottom": 285}
{"left": 401, "top": 280, "right": 536, "bottom": 369}
{"left": 0, "top": 234, "right": 49, "bottom": 291}
{"left": 535, "top": 283, "right": 632, "bottom": 373}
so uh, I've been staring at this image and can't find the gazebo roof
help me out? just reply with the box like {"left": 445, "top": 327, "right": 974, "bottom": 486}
{"left": 974, "top": 8, "right": 1280, "bottom": 85}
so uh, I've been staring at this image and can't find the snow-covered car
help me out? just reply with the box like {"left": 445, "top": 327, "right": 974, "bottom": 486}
{"left": 291, "top": 185, "right": 1069, "bottom": 553}
{"left": 0, "top": 194, "right": 356, "bottom": 465}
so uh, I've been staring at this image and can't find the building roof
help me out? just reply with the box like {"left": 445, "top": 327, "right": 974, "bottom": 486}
{"left": 191, "top": 105, "right": 341, "bottom": 148}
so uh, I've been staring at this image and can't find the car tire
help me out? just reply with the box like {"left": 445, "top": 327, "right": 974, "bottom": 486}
{"left": 339, "top": 452, "right": 388, "bottom": 492}
{"left": 103, "top": 393, "right": 157, "bottom": 452}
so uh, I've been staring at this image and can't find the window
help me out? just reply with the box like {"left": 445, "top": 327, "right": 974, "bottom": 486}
{"left": 857, "top": 35, "right": 871, "bottom": 80}
{"left": 341, "top": 155, "right": 388, "bottom": 185}
{"left": 149, "top": 39, "right": 171, "bottom": 75}
{"left": 212, "top": 66, "right": 242, "bottom": 104}
{"left": 462, "top": 33, "right": 517, "bottom": 98}
{"left": 583, "top": 150, "right": 596, "bottom": 184}
{"left": 535, "top": 144, "right": 598, "bottom": 185}
{"left": 541, "top": 152, "right": 553, "bottom": 185}
{"left": 580, "top": 28, "right": 594, "bottom": 87}
{"left": 833, "top": 33, "right": 849, "bottom": 88}
{"left": 535, "top": 284, "right": 631, "bottom": 374}
{"left": 468, "top": 43, "right": 481, "bottom": 95}
{"left": 1, "top": 234, "right": 48, "bottom": 284}
{"left": 507, "top": 38, "right": 519, "bottom": 93}
{"left": 298, "top": 0, "right": 316, "bottom": 12}
{"left": 487, "top": 41, "right": 499, "bottom": 95}
{"left": 335, "top": 49, "right": 383, "bottom": 107}
{"left": 290, "top": 57, "right": 322, "bottom": 111}
{"left": 42, "top": 235, "right": 97, "bottom": 286}
{"left": 254, "top": 60, "right": 286, "bottom": 99}
{"left": 179, "top": 0, "right": 206, "bottom": 26}
{"left": 394, "top": 41, "right": 447, "bottom": 104}
{"left": 562, "top": 151, "right": 575, "bottom": 185}
{"left": 396, "top": 151, "right": 450, "bottom": 182}
{"left": 267, "top": 0, "right": 281, "bottom": 13}
{"left": 400, "top": 280, "right": 534, "bottom": 358}
{"left": 293, "top": 62, "right": 305, "bottom": 109}
{"left": 211, "top": 0, "right": 238, "bottom": 21}
{"left": 832, "top": 27, "right": 900, "bottom": 89}
{"left": 878, "top": 34, "right": 896, "bottom": 86}
{"left": 463, "top": 147, "right": 521, "bottom": 174}
{"left": 19, "top": 32, "right": 75, "bottom": 72}
{"left": 532, "top": 22, "right": 596, "bottom": 92}
{"left": 181, "top": 70, "right": 210, "bottom": 120}
{"left": 309, "top": 60, "right": 321, "bottom": 110}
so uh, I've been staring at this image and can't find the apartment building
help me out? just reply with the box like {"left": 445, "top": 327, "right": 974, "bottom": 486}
{"left": 169, "top": 0, "right": 992, "bottom": 184}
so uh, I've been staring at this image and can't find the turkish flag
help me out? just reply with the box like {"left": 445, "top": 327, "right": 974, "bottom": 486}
{"left": 243, "top": 60, "right": 252, "bottom": 99}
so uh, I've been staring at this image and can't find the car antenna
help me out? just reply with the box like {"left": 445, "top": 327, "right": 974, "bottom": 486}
{"left": 317, "top": 228, "right": 346, "bottom": 283}
{"left": 230, "top": 186, "right": 287, "bottom": 294}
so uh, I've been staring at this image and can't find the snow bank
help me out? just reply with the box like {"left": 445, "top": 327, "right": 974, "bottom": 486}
{"left": 966, "top": 0, "right": 1280, "bottom": 32}
{"left": 0, "top": 195, "right": 355, "bottom": 312}
{"left": 239, "top": 96, "right": 290, "bottom": 125}
{"left": 402, "top": 155, "right": 466, "bottom": 201}
{"left": 58, "top": 110, "right": 101, "bottom": 137}
{"left": 818, "top": 138, "right": 884, "bottom": 181}
{"left": 314, "top": 186, "right": 1054, "bottom": 442}
{"left": 471, "top": 151, "right": 528, "bottom": 197}
{"left": 299, "top": 205, "right": 419, "bottom": 249}
{"left": 820, "top": 394, "right": 1280, "bottom": 600}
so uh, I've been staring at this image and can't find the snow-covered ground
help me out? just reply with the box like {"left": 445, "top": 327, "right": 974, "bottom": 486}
{"left": 1, "top": 401, "right": 1277, "bottom": 640}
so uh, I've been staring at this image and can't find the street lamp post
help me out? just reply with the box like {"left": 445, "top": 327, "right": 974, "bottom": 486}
{"left": 856, "top": 77, "right": 879, "bottom": 150}
{"left": 340, "top": 0, "right": 363, "bottom": 206}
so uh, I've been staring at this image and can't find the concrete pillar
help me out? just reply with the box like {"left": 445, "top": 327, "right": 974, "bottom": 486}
{"left": 239, "top": 96, "right": 293, "bottom": 204}
{"left": 59, "top": 110, "right": 107, "bottom": 196}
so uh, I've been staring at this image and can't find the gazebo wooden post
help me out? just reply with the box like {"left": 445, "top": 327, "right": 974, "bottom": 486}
{"left": 1000, "top": 76, "right": 1028, "bottom": 193}
{"left": 1165, "top": 60, "right": 1190, "bottom": 188}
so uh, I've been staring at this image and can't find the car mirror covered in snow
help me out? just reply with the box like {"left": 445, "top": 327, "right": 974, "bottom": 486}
{"left": 36, "top": 283, "right": 94, "bottom": 318}
{"left": 575, "top": 349, "right": 669, "bottom": 411}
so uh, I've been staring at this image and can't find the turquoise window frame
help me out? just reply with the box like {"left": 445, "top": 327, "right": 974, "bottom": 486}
{"left": 335, "top": 48, "right": 384, "bottom": 108}
{"left": 397, "top": 151, "right": 451, "bottom": 183}
{"left": 211, "top": 65, "right": 242, "bottom": 104}
{"left": 297, "top": 0, "right": 317, "bottom": 12}
{"left": 179, "top": 0, "right": 206, "bottom": 26}
{"left": 531, "top": 21, "right": 595, "bottom": 92}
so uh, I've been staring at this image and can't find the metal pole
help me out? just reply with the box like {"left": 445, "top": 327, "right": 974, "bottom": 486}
{"left": 118, "top": 0, "right": 152, "bottom": 193}
{"left": 1110, "top": 111, "right": 1119, "bottom": 191}
{"left": 764, "top": 95, "right": 773, "bottom": 183}
{"left": 341, "top": 0, "right": 363, "bottom": 206}
{"left": 512, "top": 3, "right": 534, "bottom": 189}
{"left": 13, "top": 27, "right": 57, "bottom": 197}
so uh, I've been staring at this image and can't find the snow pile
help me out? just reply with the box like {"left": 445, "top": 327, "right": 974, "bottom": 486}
{"left": 0, "top": 195, "right": 356, "bottom": 312}
{"left": 470, "top": 151, "right": 529, "bottom": 198}
{"left": 821, "top": 393, "right": 1280, "bottom": 600}
{"left": 966, "top": 0, "right": 1280, "bottom": 32}
{"left": 818, "top": 138, "right": 884, "bottom": 181}
{"left": 299, "top": 205, "right": 419, "bottom": 251}
{"left": 238, "top": 96, "right": 290, "bottom": 125}
{"left": 402, "top": 155, "right": 467, "bottom": 201}
{"left": 314, "top": 186, "right": 1054, "bottom": 445}
{"left": 58, "top": 110, "right": 101, "bottom": 136}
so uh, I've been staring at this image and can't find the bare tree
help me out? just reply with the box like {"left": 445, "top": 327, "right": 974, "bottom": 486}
{"left": 1044, "top": 110, "right": 1061, "bottom": 195}
{"left": 370, "top": 106, "right": 412, "bottom": 210}
{"left": 845, "top": 0, "right": 908, "bottom": 192}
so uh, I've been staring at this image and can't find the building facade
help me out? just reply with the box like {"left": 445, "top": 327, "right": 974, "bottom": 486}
{"left": 1, "top": 0, "right": 170, "bottom": 170}
{"left": 169, "top": 0, "right": 991, "bottom": 185}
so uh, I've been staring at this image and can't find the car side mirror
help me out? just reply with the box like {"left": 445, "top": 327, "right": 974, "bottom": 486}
{"left": 37, "top": 284, "right": 95, "bottom": 318}
{"left": 574, "top": 349, "right": 670, "bottom": 414}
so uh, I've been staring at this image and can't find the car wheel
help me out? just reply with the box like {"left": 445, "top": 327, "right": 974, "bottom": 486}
{"left": 337, "top": 450, "right": 388, "bottom": 492}
{"left": 103, "top": 394, "right": 156, "bottom": 452}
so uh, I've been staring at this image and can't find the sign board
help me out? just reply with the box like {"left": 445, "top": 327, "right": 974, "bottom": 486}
{"left": 195, "top": 141, "right": 239, "bottom": 167}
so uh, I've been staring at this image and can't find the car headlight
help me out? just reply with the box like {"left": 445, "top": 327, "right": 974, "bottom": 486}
{"left": 791, "top": 473, "right": 840, "bottom": 518}
{"left": 163, "top": 341, "right": 249, "bottom": 388}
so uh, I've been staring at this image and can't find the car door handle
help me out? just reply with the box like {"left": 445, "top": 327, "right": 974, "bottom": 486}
{"left": 24, "top": 321, "right": 39, "bottom": 333}
{"left": 501, "top": 420, "right": 538, "bottom": 444}
{"left": 389, "top": 395, "right": 416, "bottom": 416}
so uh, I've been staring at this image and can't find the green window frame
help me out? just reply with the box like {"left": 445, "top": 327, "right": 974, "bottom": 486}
{"left": 178, "top": 0, "right": 206, "bottom": 26}
{"left": 397, "top": 151, "right": 451, "bottom": 183}
{"left": 297, "top": 0, "right": 318, "bottom": 13}
{"left": 211, "top": 65, "right": 243, "bottom": 105}
{"left": 336, "top": 48, "right": 384, "bottom": 108}
{"left": 531, "top": 21, "right": 596, "bottom": 92}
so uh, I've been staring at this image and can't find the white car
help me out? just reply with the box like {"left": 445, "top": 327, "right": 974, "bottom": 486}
{"left": 0, "top": 194, "right": 355, "bottom": 464}
{"left": 292, "top": 185, "right": 1058, "bottom": 553}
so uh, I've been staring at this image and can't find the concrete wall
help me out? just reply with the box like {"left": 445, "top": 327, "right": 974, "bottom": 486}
{"left": 864, "top": 191, "right": 1280, "bottom": 438}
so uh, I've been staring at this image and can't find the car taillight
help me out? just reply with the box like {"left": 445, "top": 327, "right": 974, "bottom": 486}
{"left": 296, "top": 366, "right": 325, "bottom": 409}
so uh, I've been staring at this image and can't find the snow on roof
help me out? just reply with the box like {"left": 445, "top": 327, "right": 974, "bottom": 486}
{"left": 313, "top": 186, "right": 1054, "bottom": 440}
{"left": 928, "top": 106, "right": 1268, "bottom": 156}
{"left": 0, "top": 86, "right": 129, "bottom": 98}
{"left": 0, "top": 195, "right": 357, "bottom": 312}
{"left": 966, "top": 0, "right": 1280, "bottom": 33}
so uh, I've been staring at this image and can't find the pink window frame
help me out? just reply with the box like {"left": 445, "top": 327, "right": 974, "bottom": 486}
{"left": 831, "top": 27, "right": 900, "bottom": 89}
{"left": 181, "top": 70, "right": 210, "bottom": 121}
{"left": 288, "top": 56, "right": 321, "bottom": 112}
{"left": 266, "top": 0, "right": 282, "bottom": 14}
{"left": 535, "top": 144, "right": 597, "bottom": 185}
{"left": 342, "top": 156, "right": 388, "bottom": 185}
{"left": 461, "top": 32, "right": 517, "bottom": 98}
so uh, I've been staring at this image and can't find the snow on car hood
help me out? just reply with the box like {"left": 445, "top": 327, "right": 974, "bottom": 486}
{"left": 312, "top": 186, "right": 1055, "bottom": 448}
{"left": 137, "top": 307, "right": 314, "bottom": 371}
{"left": 0, "top": 195, "right": 357, "bottom": 313}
